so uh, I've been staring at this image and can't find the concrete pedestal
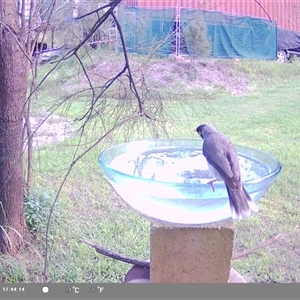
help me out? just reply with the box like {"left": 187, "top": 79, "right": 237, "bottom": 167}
{"left": 150, "top": 219, "right": 234, "bottom": 283}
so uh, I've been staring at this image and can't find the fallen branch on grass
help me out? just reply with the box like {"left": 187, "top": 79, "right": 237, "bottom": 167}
{"left": 81, "top": 239, "right": 149, "bottom": 268}
{"left": 81, "top": 234, "right": 282, "bottom": 268}
{"left": 232, "top": 234, "right": 282, "bottom": 260}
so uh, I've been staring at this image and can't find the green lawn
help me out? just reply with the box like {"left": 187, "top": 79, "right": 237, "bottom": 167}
{"left": 1, "top": 53, "right": 300, "bottom": 283}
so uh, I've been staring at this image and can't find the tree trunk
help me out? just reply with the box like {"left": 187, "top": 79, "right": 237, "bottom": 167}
{"left": 0, "top": 0, "right": 29, "bottom": 254}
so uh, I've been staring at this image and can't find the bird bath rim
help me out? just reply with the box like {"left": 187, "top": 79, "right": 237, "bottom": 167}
{"left": 99, "top": 139, "right": 282, "bottom": 187}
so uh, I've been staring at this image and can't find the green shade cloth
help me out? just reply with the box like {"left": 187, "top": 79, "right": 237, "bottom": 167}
{"left": 118, "top": 7, "right": 277, "bottom": 60}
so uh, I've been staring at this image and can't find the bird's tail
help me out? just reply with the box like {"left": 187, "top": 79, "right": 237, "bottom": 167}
{"left": 225, "top": 185, "right": 259, "bottom": 220}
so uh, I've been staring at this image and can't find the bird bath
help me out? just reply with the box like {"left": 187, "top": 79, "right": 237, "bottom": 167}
{"left": 98, "top": 139, "right": 281, "bottom": 283}
{"left": 99, "top": 139, "right": 282, "bottom": 225}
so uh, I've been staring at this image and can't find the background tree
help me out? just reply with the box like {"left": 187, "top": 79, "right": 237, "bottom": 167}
{"left": 0, "top": 0, "right": 31, "bottom": 254}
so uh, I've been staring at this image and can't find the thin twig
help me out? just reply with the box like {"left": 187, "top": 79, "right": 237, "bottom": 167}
{"left": 75, "top": 2, "right": 118, "bottom": 20}
{"left": 110, "top": 12, "right": 144, "bottom": 117}
{"left": 0, "top": 21, "right": 32, "bottom": 62}
{"left": 232, "top": 234, "right": 282, "bottom": 260}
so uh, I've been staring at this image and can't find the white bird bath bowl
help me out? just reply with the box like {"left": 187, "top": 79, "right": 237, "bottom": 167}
{"left": 99, "top": 139, "right": 282, "bottom": 225}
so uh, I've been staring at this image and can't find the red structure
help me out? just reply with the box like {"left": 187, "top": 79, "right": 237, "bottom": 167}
{"left": 121, "top": 0, "right": 300, "bottom": 32}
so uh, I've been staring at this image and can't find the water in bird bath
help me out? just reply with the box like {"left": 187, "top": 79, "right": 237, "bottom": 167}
{"left": 110, "top": 147, "right": 267, "bottom": 183}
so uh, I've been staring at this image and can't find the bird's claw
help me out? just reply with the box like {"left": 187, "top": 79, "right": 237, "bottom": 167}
{"left": 207, "top": 179, "right": 217, "bottom": 192}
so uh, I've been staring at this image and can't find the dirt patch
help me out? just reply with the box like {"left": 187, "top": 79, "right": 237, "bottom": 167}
{"left": 25, "top": 115, "right": 74, "bottom": 148}
{"left": 146, "top": 58, "right": 251, "bottom": 96}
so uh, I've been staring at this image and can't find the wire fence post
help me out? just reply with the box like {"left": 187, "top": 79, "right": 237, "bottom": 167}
{"left": 175, "top": 2, "right": 180, "bottom": 56}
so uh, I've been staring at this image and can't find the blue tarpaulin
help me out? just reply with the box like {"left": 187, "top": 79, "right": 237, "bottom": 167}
{"left": 181, "top": 9, "right": 277, "bottom": 60}
{"left": 118, "top": 7, "right": 277, "bottom": 60}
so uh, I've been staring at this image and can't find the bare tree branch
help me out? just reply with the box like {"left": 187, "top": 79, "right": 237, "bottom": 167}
{"left": 110, "top": 11, "right": 145, "bottom": 117}
{"left": 0, "top": 21, "right": 32, "bottom": 62}
{"left": 75, "top": 3, "right": 114, "bottom": 20}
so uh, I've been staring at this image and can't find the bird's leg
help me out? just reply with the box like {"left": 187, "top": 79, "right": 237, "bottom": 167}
{"left": 207, "top": 179, "right": 218, "bottom": 192}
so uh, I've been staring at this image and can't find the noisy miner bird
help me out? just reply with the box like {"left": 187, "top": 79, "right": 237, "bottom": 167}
{"left": 196, "top": 124, "right": 258, "bottom": 220}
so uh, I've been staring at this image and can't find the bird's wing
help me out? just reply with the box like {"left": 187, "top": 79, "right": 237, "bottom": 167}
{"left": 203, "top": 136, "right": 241, "bottom": 190}
{"left": 224, "top": 148, "right": 242, "bottom": 190}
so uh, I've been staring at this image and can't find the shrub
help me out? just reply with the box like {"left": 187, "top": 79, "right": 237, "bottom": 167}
{"left": 182, "top": 13, "right": 212, "bottom": 57}
{"left": 23, "top": 191, "right": 61, "bottom": 235}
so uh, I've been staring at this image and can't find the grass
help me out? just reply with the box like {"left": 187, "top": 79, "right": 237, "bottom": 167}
{"left": 1, "top": 50, "right": 300, "bottom": 283}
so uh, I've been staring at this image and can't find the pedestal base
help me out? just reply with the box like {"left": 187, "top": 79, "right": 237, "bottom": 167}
{"left": 150, "top": 219, "right": 234, "bottom": 283}
{"left": 124, "top": 266, "right": 246, "bottom": 283}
